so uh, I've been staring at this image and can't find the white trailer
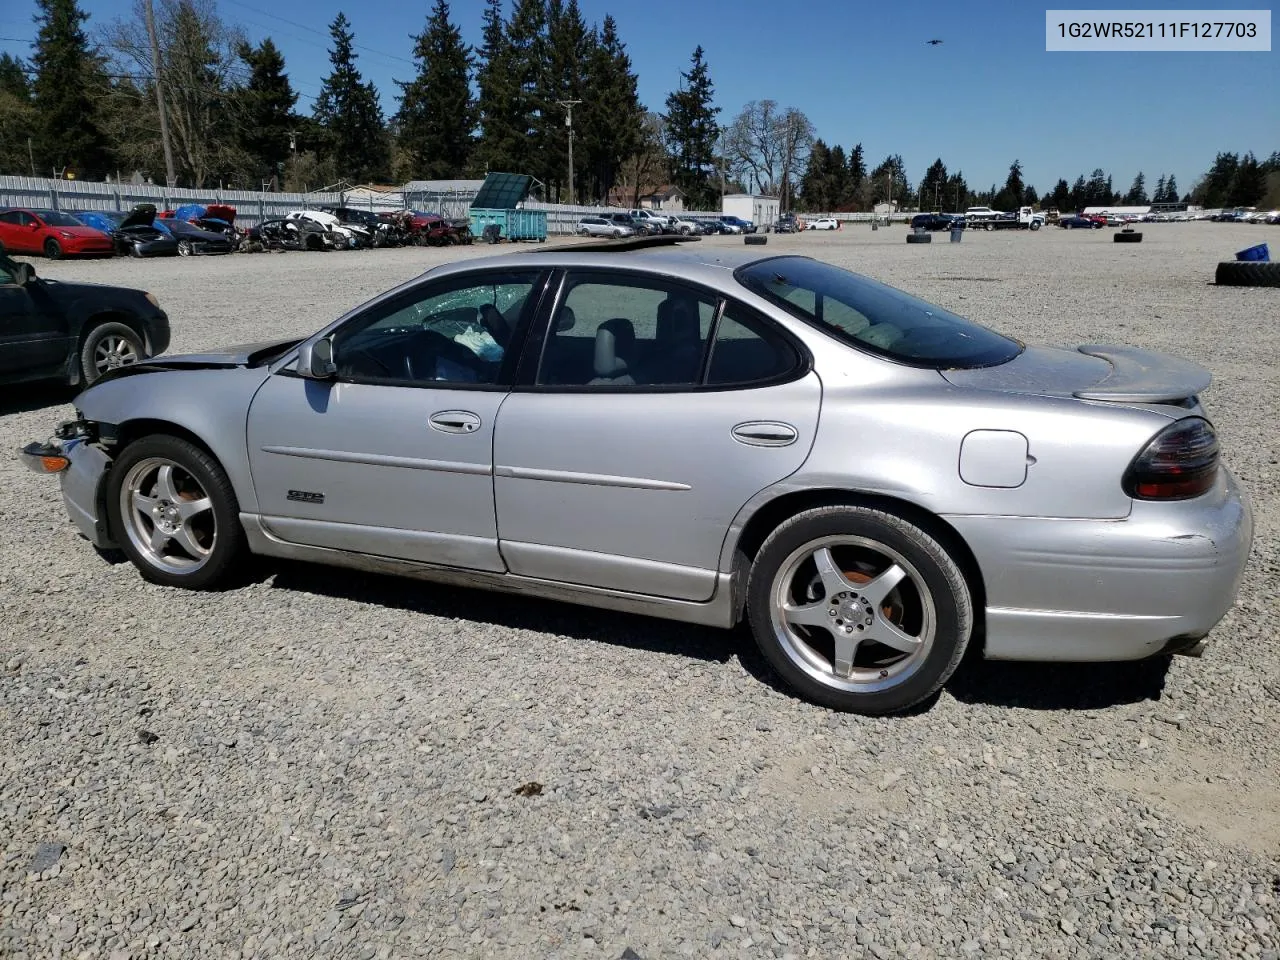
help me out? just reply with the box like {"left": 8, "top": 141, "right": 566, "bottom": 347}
{"left": 722, "top": 193, "right": 780, "bottom": 230}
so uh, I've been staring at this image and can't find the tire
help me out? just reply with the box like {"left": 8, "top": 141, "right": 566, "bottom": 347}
{"left": 106, "top": 435, "right": 246, "bottom": 590}
{"left": 1064, "top": 222, "right": 1073, "bottom": 229}
{"left": 747, "top": 505, "right": 972, "bottom": 714}
{"left": 80, "top": 321, "right": 146, "bottom": 384}
{"left": 744, "top": 234, "right": 767, "bottom": 245}
{"left": 1114, "top": 231, "right": 1143, "bottom": 243}
{"left": 905, "top": 233, "right": 932, "bottom": 243}
{"left": 1029, "top": 221, "right": 1041, "bottom": 231}
{"left": 1215, "top": 261, "right": 1280, "bottom": 287}
{"left": 984, "top": 222, "right": 994, "bottom": 231}
{"left": 128, "top": 243, "right": 144, "bottom": 258}
{"left": 44, "top": 238, "right": 63, "bottom": 259}
{"left": 578, "top": 228, "right": 589, "bottom": 237}
{"left": 177, "top": 239, "right": 193, "bottom": 257}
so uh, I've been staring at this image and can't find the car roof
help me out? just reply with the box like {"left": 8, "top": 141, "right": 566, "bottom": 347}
{"left": 428, "top": 240, "right": 780, "bottom": 289}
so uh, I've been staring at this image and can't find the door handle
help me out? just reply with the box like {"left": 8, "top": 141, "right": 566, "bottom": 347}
{"left": 429, "top": 410, "right": 482, "bottom": 434}
{"left": 731, "top": 421, "right": 799, "bottom": 447}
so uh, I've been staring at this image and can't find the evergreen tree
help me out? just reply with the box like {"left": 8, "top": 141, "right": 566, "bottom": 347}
{"left": 868, "top": 154, "right": 908, "bottom": 206}
{"left": 1164, "top": 173, "right": 1178, "bottom": 202}
{"left": 541, "top": 0, "right": 589, "bottom": 198}
{"left": 396, "top": 0, "right": 474, "bottom": 179}
{"left": 1152, "top": 174, "right": 1167, "bottom": 203}
{"left": 919, "top": 157, "right": 947, "bottom": 210}
{"left": 505, "top": 0, "right": 547, "bottom": 181}
{"left": 474, "top": 0, "right": 519, "bottom": 174}
{"left": 1227, "top": 151, "right": 1263, "bottom": 206}
{"left": 236, "top": 38, "right": 298, "bottom": 187}
{"left": 1047, "top": 178, "right": 1070, "bottom": 210}
{"left": 314, "top": 12, "right": 390, "bottom": 182}
{"left": 662, "top": 46, "right": 720, "bottom": 210}
{"left": 579, "top": 14, "right": 641, "bottom": 202}
{"left": 827, "top": 144, "right": 849, "bottom": 209}
{"left": 994, "top": 159, "right": 1024, "bottom": 210}
{"left": 0, "top": 53, "right": 35, "bottom": 175}
{"left": 1123, "top": 171, "right": 1147, "bottom": 204}
{"left": 1069, "top": 174, "right": 1086, "bottom": 211}
{"left": 31, "top": 0, "right": 108, "bottom": 177}
{"left": 798, "top": 138, "right": 829, "bottom": 210}
{"left": 1195, "top": 152, "right": 1238, "bottom": 207}
{"left": 944, "top": 171, "right": 969, "bottom": 211}
{"left": 847, "top": 143, "right": 866, "bottom": 202}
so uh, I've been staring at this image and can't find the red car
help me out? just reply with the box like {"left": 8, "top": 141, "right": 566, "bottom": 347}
{"left": 0, "top": 207, "right": 116, "bottom": 259}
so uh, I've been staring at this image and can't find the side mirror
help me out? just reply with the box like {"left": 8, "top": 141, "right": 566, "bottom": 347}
{"left": 297, "top": 337, "right": 337, "bottom": 379}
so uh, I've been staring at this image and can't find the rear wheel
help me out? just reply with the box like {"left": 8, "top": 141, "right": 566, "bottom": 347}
{"left": 107, "top": 435, "right": 246, "bottom": 590}
{"left": 44, "top": 238, "right": 63, "bottom": 259}
{"left": 747, "top": 505, "right": 972, "bottom": 714}
{"left": 80, "top": 321, "right": 145, "bottom": 384}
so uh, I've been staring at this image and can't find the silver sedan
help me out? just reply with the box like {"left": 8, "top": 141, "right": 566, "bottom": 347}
{"left": 22, "top": 237, "right": 1253, "bottom": 714}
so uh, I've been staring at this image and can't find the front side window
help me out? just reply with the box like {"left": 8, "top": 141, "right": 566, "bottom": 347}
{"left": 333, "top": 271, "right": 539, "bottom": 386}
{"left": 736, "top": 256, "right": 1023, "bottom": 368}
{"left": 537, "top": 275, "right": 717, "bottom": 387}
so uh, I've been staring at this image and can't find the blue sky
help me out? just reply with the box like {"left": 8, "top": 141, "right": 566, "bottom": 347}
{"left": 2, "top": 0, "right": 1276, "bottom": 192}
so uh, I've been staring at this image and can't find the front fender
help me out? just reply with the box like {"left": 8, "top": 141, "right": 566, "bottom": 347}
{"left": 73, "top": 367, "right": 272, "bottom": 512}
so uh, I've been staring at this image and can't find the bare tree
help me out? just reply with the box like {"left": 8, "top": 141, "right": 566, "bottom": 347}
{"left": 102, "top": 0, "right": 248, "bottom": 187}
{"left": 616, "top": 111, "right": 666, "bottom": 207}
{"left": 723, "top": 100, "right": 813, "bottom": 209}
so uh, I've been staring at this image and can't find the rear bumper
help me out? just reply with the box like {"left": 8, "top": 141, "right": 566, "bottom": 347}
{"left": 946, "top": 469, "right": 1253, "bottom": 661}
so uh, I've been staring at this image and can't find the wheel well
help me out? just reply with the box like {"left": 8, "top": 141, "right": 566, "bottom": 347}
{"left": 110, "top": 419, "right": 215, "bottom": 462}
{"left": 80, "top": 311, "right": 147, "bottom": 349}
{"left": 731, "top": 488, "right": 988, "bottom": 648}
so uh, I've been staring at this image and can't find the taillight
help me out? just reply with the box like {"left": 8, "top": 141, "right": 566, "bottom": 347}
{"left": 1123, "top": 417, "right": 1220, "bottom": 500}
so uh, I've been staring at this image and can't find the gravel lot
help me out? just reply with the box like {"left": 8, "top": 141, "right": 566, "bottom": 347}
{"left": 2, "top": 224, "right": 1277, "bottom": 959}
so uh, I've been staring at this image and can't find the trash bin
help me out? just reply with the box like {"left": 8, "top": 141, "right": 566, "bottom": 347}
{"left": 871, "top": 220, "right": 878, "bottom": 231}
{"left": 1236, "top": 242, "right": 1270, "bottom": 262}
{"left": 950, "top": 226, "right": 963, "bottom": 243}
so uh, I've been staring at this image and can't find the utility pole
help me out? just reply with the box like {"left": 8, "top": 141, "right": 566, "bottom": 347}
{"left": 556, "top": 99, "right": 582, "bottom": 205}
{"left": 145, "top": 0, "right": 176, "bottom": 187}
{"left": 286, "top": 130, "right": 299, "bottom": 190}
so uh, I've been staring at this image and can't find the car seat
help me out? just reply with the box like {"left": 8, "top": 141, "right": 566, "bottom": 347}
{"left": 588, "top": 318, "right": 636, "bottom": 385}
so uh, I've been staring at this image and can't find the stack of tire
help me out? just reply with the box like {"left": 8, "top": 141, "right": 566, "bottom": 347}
{"left": 1216, "top": 244, "right": 1278, "bottom": 287}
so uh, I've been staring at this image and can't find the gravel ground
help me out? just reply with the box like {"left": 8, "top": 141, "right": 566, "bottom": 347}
{"left": 1, "top": 224, "right": 1277, "bottom": 960}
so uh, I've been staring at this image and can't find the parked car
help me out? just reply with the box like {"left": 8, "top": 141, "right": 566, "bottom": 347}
{"left": 0, "top": 253, "right": 168, "bottom": 386}
{"left": 774, "top": 213, "right": 802, "bottom": 234}
{"left": 807, "top": 217, "right": 839, "bottom": 231}
{"left": 165, "top": 218, "right": 235, "bottom": 256}
{"left": 719, "top": 215, "right": 756, "bottom": 234}
{"left": 910, "top": 213, "right": 964, "bottom": 231}
{"left": 668, "top": 215, "right": 704, "bottom": 236}
{"left": 287, "top": 210, "right": 370, "bottom": 249}
{"left": 577, "top": 216, "right": 634, "bottom": 238}
{"left": 607, "top": 213, "right": 650, "bottom": 235}
{"left": 1059, "top": 215, "right": 1103, "bottom": 229}
{"left": 73, "top": 204, "right": 178, "bottom": 258}
{"left": 322, "top": 207, "right": 401, "bottom": 247}
{"left": 20, "top": 240, "right": 1253, "bottom": 715}
{"left": 250, "top": 218, "right": 329, "bottom": 252}
{"left": 692, "top": 218, "right": 729, "bottom": 235}
{"left": 626, "top": 210, "right": 674, "bottom": 235}
{"left": 0, "top": 207, "right": 116, "bottom": 259}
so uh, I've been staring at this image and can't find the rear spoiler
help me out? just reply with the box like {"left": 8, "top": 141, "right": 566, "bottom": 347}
{"left": 1072, "top": 344, "right": 1212, "bottom": 403}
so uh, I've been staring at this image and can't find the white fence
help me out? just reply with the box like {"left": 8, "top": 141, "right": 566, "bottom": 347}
{"left": 0, "top": 174, "right": 913, "bottom": 234}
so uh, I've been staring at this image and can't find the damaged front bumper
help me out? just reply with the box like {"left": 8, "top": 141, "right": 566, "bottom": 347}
{"left": 19, "top": 421, "right": 117, "bottom": 549}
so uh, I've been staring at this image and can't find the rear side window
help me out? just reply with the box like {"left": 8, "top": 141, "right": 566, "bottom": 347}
{"left": 736, "top": 256, "right": 1023, "bottom": 369}
{"left": 706, "top": 304, "right": 800, "bottom": 385}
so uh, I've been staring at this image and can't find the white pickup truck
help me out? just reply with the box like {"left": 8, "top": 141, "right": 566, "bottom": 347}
{"left": 964, "top": 206, "right": 1044, "bottom": 231}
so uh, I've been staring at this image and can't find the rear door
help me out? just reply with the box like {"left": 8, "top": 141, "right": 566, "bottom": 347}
{"left": 492, "top": 269, "right": 822, "bottom": 601}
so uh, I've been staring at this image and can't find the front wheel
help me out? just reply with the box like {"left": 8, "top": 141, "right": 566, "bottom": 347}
{"left": 106, "top": 435, "right": 246, "bottom": 590}
{"left": 177, "top": 239, "right": 193, "bottom": 257}
{"left": 746, "top": 505, "right": 973, "bottom": 715}
{"left": 81, "top": 321, "right": 145, "bottom": 384}
{"left": 44, "top": 238, "right": 63, "bottom": 259}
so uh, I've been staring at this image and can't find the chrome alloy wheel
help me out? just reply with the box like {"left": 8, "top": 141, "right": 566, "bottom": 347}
{"left": 119, "top": 457, "right": 217, "bottom": 574}
{"left": 769, "top": 535, "right": 935, "bottom": 694}
{"left": 93, "top": 334, "right": 141, "bottom": 374}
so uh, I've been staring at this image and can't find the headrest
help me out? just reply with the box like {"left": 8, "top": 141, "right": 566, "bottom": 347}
{"left": 556, "top": 305, "right": 576, "bottom": 332}
{"left": 593, "top": 317, "right": 635, "bottom": 378}
{"left": 657, "top": 295, "right": 701, "bottom": 342}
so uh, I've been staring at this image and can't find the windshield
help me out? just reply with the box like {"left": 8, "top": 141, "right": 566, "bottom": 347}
{"left": 736, "top": 256, "right": 1023, "bottom": 369}
{"left": 39, "top": 210, "right": 85, "bottom": 227}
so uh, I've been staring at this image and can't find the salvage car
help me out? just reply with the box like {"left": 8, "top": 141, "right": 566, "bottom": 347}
{"left": 165, "top": 218, "right": 235, "bottom": 256}
{"left": 21, "top": 237, "right": 1252, "bottom": 715}
{"left": 287, "top": 210, "right": 370, "bottom": 249}
{"left": 0, "top": 253, "right": 169, "bottom": 386}
{"left": 0, "top": 207, "right": 116, "bottom": 259}
{"left": 73, "top": 205, "right": 178, "bottom": 258}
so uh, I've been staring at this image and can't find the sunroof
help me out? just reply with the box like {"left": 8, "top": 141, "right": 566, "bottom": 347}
{"left": 470, "top": 172, "right": 533, "bottom": 209}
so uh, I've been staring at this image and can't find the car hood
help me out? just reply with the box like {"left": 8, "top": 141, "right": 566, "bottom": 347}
{"left": 168, "top": 222, "right": 230, "bottom": 242}
{"left": 120, "top": 203, "right": 158, "bottom": 229}
{"left": 940, "top": 343, "right": 1212, "bottom": 405}
{"left": 97, "top": 338, "right": 303, "bottom": 381}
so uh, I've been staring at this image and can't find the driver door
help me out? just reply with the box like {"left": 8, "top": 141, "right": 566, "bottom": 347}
{"left": 0, "top": 259, "right": 66, "bottom": 376}
{"left": 246, "top": 268, "right": 546, "bottom": 571}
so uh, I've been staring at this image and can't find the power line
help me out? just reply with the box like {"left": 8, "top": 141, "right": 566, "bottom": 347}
{"left": 220, "top": 0, "right": 414, "bottom": 65}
